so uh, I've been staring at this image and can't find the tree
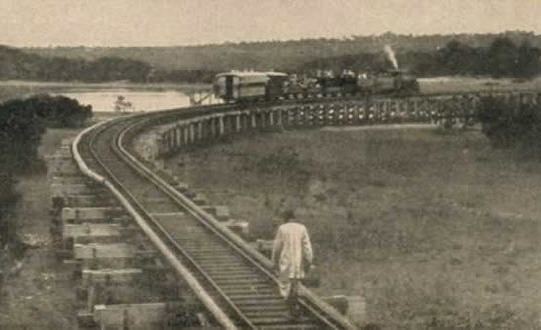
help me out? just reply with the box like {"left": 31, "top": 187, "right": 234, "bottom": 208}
{"left": 438, "top": 40, "right": 481, "bottom": 75}
{"left": 486, "top": 37, "right": 519, "bottom": 77}
{"left": 516, "top": 41, "right": 541, "bottom": 78}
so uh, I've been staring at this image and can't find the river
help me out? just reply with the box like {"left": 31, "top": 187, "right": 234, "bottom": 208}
{"left": 59, "top": 89, "right": 194, "bottom": 112}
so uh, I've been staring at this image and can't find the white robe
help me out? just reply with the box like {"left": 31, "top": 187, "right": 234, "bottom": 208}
{"left": 271, "top": 222, "right": 313, "bottom": 279}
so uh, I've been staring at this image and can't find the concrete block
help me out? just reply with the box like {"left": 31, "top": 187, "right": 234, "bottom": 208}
{"left": 73, "top": 243, "right": 135, "bottom": 260}
{"left": 191, "top": 193, "right": 208, "bottom": 206}
{"left": 174, "top": 182, "right": 189, "bottom": 193}
{"left": 162, "top": 168, "right": 173, "bottom": 178}
{"left": 63, "top": 224, "right": 122, "bottom": 243}
{"left": 154, "top": 159, "right": 165, "bottom": 170}
{"left": 62, "top": 207, "right": 123, "bottom": 223}
{"left": 51, "top": 183, "right": 91, "bottom": 196}
{"left": 77, "top": 311, "right": 95, "bottom": 328}
{"left": 93, "top": 302, "right": 180, "bottom": 329}
{"left": 344, "top": 295, "right": 366, "bottom": 326}
{"left": 182, "top": 190, "right": 197, "bottom": 199}
{"left": 47, "top": 152, "right": 71, "bottom": 162}
{"left": 81, "top": 268, "right": 143, "bottom": 286}
{"left": 324, "top": 295, "right": 366, "bottom": 325}
{"left": 64, "top": 194, "right": 115, "bottom": 207}
{"left": 50, "top": 159, "right": 79, "bottom": 174}
{"left": 252, "top": 239, "right": 273, "bottom": 256}
{"left": 50, "top": 175, "right": 90, "bottom": 185}
{"left": 224, "top": 220, "right": 250, "bottom": 239}
{"left": 61, "top": 138, "right": 74, "bottom": 147}
{"left": 202, "top": 206, "right": 230, "bottom": 221}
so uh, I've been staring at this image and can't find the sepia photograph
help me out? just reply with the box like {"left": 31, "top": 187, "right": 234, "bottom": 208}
{"left": 1, "top": 0, "right": 541, "bottom": 328}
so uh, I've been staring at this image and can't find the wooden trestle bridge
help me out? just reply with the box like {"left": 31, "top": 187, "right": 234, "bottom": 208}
{"left": 60, "top": 90, "right": 539, "bottom": 329}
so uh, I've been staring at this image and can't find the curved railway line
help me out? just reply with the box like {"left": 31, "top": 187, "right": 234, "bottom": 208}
{"left": 72, "top": 90, "right": 541, "bottom": 329}
{"left": 73, "top": 104, "right": 357, "bottom": 329}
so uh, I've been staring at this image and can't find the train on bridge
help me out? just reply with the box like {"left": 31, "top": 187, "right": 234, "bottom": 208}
{"left": 213, "top": 70, "right": 419, "bottom": 103}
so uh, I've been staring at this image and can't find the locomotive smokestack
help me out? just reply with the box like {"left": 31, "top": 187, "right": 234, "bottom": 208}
{"left": 384, "top": 45, "right": 399, "bottom": 70}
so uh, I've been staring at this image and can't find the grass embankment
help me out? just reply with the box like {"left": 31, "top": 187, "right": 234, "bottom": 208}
{"left": 165, "top": 127, "right": 541, "bottom": 329}
{"left": 419, "top": 76, "right": 541, "bottom": 94}
{"left": 0, "top": 128, "right": 79, "bottom": 329}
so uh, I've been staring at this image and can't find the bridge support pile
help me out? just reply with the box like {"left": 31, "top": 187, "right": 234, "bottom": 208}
{"left": 143, "top": 91, "right": 540, "bottom": 159}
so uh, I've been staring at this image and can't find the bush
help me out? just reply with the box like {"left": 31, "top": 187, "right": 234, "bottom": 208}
{"left": 0, "top": 173, "right": 20, "bottom": 247}
{"left": 0, "top": 94, "right": 92, "bottom": 249}
{"left": 478, "top": 97, "right": 541, "bottom": 150}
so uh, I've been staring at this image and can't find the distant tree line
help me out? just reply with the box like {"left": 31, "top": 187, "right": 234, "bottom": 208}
{"left": 0, "top": 95, "right": 92, "bottom": 247}
{"left": 298, "top": 37, "right": 541, "bottom": 79}
{"left": 0, "top": 45, "right": 219, "bottom": 83}
{"left": 416, "top": 37, "right": 541, "bottom": 78}
{"left": 0, "top": 46, "right": 153, "bottom": 82}
{"left": 24, "top": 30, "right": 541, "bottom": 71}
{"left": 2, "top": 33, "right": 541, "bottom": 83}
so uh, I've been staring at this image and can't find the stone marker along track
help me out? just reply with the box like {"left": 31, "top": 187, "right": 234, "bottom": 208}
{"left": 74, "top": 105, "right": 357, "bottom": 329}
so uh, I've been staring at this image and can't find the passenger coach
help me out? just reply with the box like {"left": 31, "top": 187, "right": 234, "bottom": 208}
{"left": 213, "top": 71, "right": 288, "bottom": 103}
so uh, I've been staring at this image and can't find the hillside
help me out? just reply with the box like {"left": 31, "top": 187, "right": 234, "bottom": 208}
{"left": 24, "top": 31, "right": 541, "bottom": 71}
{"left": 1, "top": 31, "right": 540, "bottom": 83}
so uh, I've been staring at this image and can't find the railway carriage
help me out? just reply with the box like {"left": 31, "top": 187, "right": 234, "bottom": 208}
{"left": 213, "top": 71, "right": 288, "bottom": 103}
{"left": 213, "top": 69, "right": 419, "bottom": 103}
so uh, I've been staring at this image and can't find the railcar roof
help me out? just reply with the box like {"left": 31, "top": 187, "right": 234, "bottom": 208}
{"left": 216, "top": 71, "right": 287, "bottom": 78}
{"left": 215, "top": 71, "right": 267, "bottom": 78}
{"left": 264, "top": 72, "right": 288, "bottom": 77}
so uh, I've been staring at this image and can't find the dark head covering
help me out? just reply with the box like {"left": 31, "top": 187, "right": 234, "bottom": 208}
{"left": 281, "top": 209, "right": 296, "bottom": 221}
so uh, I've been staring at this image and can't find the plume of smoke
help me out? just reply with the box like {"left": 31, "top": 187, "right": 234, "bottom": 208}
{"left": 384, "top": 45, "right": 399, "bottom": 70}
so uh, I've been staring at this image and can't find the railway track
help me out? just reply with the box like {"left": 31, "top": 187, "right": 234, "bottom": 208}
{"left": 73, "top": 89, "right": 540, "bottom": 329}
{"left": 74, "top": 107, "right": 357, "bottom": 329}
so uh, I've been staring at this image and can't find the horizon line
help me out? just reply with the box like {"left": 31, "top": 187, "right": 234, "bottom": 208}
{"left": 9, "top": 29, "right": 539, "bottom": 49}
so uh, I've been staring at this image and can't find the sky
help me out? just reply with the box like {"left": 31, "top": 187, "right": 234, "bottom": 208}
{"left": 1, "top": 0, "right": 540, "bottom": 47}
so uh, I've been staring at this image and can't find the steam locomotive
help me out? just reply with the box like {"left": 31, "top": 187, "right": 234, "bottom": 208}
{"left": 213, "top": 70, "right": 419, "bottom": 103}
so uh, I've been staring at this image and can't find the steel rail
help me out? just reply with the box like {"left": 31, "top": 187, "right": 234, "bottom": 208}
{"left": 118, "top": 117, "right": 351, "bottom": 329}
{"left": 76, "top": 114, "right": 341, "bottom": 328}
{"left": 73, "top": 117, "right": 239, "bottom": 330}
{"left": 72, "top": 89, "right": 536, "bottom": 329}
{"left": 74, "top": 110, "right": 358, "bottom": 329}
{"left": 110, "top": 120, "right": 259, "bottom": 328}
{"left": 119, "top": 116, "right": 357, "bottom": 329}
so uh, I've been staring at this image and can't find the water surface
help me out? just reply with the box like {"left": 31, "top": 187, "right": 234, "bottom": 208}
{"left": 59, "top": 89, "right": 192, "bottom": 112}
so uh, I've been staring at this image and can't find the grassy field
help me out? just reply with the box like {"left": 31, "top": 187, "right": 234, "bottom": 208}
{"left": 165, "top": 127, "right": 541, "bottom": 329}
{"left": 419, "top": 76, "right": 541, "bottom": 94}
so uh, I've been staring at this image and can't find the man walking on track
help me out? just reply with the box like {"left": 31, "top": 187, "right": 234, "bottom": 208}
{"left": 271, "top": 210, "right": 314, "bottom": 317}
